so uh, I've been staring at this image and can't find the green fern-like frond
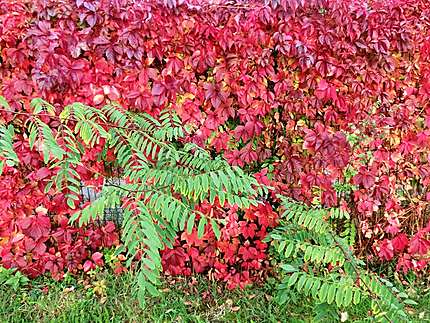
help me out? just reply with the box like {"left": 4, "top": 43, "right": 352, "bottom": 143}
{"left": 19, "top": 99, "right": 265, "bottom": 303}
{"left": 269, "top": 197, "right": 411, "bottom": 322}
{"left": 0, "top": 125, "right": 19, "bottom": 173}
{"left": 0, "top": 97, "right": 263, "bottom": 306}
{"left": 30, "top": 98, "right": 56, "bottom": 116}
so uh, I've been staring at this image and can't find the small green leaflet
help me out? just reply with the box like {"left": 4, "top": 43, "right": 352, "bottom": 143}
{"left": 197, "top": 216, "right": 207, "bottom": 239}
{"left": 186, "top": 212, "right": 196, "bottom": 234}
{"left": 210, "top": 218, "right": 221, "bottom": 240}
{"left": 0, "top": 96, "right": 10, "bottom": 110}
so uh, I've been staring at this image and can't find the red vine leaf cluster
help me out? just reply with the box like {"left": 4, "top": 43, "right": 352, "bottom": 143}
{"left": 1, "top": 0, "right": 430, "bottom": 283}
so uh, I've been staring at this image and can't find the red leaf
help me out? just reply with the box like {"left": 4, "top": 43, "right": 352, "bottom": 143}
{"left": 396, "top": 254, "right": 412, "bottom": 274}
{"left": 34, "top": 167, "right": 51, "bottom": 180}
{"left": 378, "top": 239, "right": 394, "bottom": 261}
{"left": 409, "top": 233, "right": 430, "bottom": 255}
{"left": 91, "top": 252, "right": 104, "bottom": 266}
{"left": 83, "top": 260, "right": 95, "bottom": 272}
{"left": 392, "top": 233, "right": 409, "bottom": 253}
{"left": 151, "top": 83, "right": 165, "bottom": 96}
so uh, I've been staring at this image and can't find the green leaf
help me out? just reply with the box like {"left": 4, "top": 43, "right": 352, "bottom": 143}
{"left": 343, "top": 287, "right": 353, "bottom": 307}
{"left": 186, "top": 212, "right": 196, "bottom": 234}
{"left": 280, "top": 264, "right": 298, "bottom": 273}
{"left": 336, "top": 286, "right": 344, "bottom": 308}
{"left": 284, "top": 243, "right": 295, "bottom": 258}
{"left": 141, "top": 266, "right": 159, "bottom": 285}
{"left": 0, "top": 96, "right": 10, "bottom": 110}
{"left": 327, "top": 285, "right": 337, "bottom": 304}
{"left": 142, "top": 280, "right": 160, "bottom": 297}
{"left": 67, "top": 198, "right": 76, "bottom": 209}
{"left": 297, "top": 274, "right": 307, "bottom": 291}
{"left": 197, "top": 216, "right": 207, "bottom": 239}
{"left": 210, "top": 218, "right": 221, "bottom": 240}
{"left": 210, "top": 172, "right": 220, "bottom": 190}
{"left": 318, "top": 283, "right": 329, "bottom": 303}
{"left": 403, "top": 299, "right": 418, "bottom": 306}
{"left": 288, "top": 272, "right": 299, "bottom": 287}
{"left": 218, "top": 190, "right": 226, "bottom": 207}
{"left": 69, "top": 211, "right": 81, "bottom": 224}
{"left": 353, "top": 290, "right": 361, "bottom": 305}
{"left": 397, "top": 292, "right": 408, "bottom": 298}
{"left": 278, "top": 240, "right": 286, "bottom": 252}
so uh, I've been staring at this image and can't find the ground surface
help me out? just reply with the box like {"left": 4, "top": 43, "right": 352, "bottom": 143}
{"left": 1, "top": 269, "right": 430, "bottom": 323}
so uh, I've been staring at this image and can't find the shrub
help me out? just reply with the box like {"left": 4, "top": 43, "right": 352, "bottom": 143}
{"left": 1, "top": 99, "right": 412, "bottom": 320}
{"left": 269, "top": 197, "right": 417, "bottom": 322}
{"left": 0, "top": 98, "right": 268, "bottom": 300}
{"left": 1, "top": 0, "right": 430, "bottom": 285}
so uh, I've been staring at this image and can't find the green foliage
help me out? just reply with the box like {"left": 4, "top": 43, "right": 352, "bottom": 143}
{"left": 0, "top": 267, "right": 30, "bottom": 291}
{"left": 0, "top": 269, "right": 308, "bottom": 323}
{"left": 268, "top": 197, "right": 413, "bottom": 322}
{"left": 1, "top": 97, "right": 267, "bottom": 306}
{"left": 0, "top": 124, "right": 19, "bottom": 174}
{"left": 2, "top": 266, "right": 429, "bottom": 323}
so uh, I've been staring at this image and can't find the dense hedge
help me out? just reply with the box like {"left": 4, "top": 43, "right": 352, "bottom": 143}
{"left": 1, "top": 0, "right": 430, "bottom": 284}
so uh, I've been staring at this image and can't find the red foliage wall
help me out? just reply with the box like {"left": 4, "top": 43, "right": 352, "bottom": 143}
{"left": 1, "top": 0, "right": 430, "bottom": 283}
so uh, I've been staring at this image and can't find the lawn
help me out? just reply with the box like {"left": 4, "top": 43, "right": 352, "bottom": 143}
{"left": 1, "top": 268, "right": 430, "bottom": 322}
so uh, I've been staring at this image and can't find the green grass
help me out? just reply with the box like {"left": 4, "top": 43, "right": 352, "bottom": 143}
{"left": 1, "top": 269, "right": 430, "bottom": 323}
{"left": 0, "top": 270, "right": 306, "bottom": 323}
